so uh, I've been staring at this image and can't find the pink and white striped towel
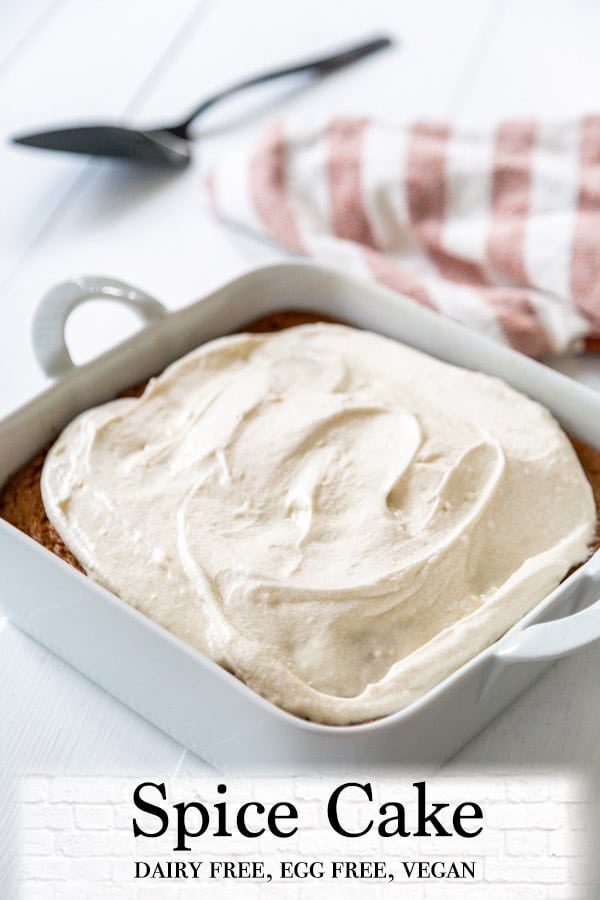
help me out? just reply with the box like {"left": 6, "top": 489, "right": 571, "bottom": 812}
{"left": 207, "top": 116, "right": 600, "bottom": 357}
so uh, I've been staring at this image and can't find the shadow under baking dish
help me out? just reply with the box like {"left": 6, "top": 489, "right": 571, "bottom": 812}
{"left": 1, "top": 263, "right": 600, "bottom": 772}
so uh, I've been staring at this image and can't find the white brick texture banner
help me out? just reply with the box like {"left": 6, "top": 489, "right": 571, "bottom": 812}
{"left": 12, "top": 774, "right": 592, "bottom": 899}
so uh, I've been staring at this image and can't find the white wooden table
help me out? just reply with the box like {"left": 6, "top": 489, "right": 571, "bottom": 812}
{"left": 1, "top": 0, "right": 599, "bottom": 788}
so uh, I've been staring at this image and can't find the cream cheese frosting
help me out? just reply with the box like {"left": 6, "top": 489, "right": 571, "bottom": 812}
{"left": 41, "top": 323, "right": 596, "bottom": 725}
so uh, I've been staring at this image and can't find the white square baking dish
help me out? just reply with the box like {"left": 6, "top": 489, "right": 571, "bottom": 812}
{"left": 1, "top": 262, "right": 599, "bottom": 774}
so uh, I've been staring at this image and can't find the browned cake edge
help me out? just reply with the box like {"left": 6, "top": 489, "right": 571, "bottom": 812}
{"left": 1, "top": 308, "right": 600, "bottom": 569}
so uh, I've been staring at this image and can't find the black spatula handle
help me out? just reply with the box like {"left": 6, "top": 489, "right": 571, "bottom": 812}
{"left": 171, "top": 35, "right": 393, "bottom": 137}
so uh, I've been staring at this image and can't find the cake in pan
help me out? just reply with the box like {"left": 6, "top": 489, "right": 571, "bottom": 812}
{"left": 1, "top": 311, "right": 598, "bottom": 725}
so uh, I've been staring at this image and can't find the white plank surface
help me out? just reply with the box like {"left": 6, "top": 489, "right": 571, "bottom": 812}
{"left": 0, "top": 0, "right": 599, "bottom": 796}
{"left": 0, "top": 0, "right": 63, "bottom": 70}
{"left": 0, "top": 0, "right": 207, "bottom": 282}
{"left": 456, "top": 0, "right": 600, "bottom": 120}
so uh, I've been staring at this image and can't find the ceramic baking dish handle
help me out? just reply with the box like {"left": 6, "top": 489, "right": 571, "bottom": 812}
{"left": 495, "top": 563, "right": 600, "bottom": 663}
{"left": 32, "top": 276, "right": 167, "bottom": 378}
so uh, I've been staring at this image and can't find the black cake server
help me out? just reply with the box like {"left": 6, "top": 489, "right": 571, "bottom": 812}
{"left": 11, "top": 35, "right": 392, "bottom": 169}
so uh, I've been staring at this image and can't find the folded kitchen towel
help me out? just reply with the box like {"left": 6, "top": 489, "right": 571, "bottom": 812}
{"left": 207, "top": 117, "right": 600, "bottom": 357}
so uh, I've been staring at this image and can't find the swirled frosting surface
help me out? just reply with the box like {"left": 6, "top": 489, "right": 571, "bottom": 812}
{"left": 41, "top": 323, "right": 595, "bottom": 724}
